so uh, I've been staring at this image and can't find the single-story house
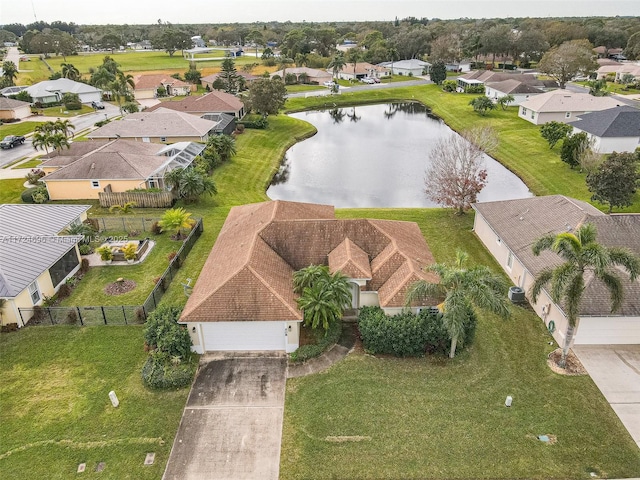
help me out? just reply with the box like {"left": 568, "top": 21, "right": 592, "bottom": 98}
{"left": 0, "top": 204, "right": 90, "bottom": 327}
{"left": 457, "top": 70, "right": 553, "bottom": 92}
{"left": 378, "top": 59, "right": 431, "bottom": 76}
{"left": 179, "top": 200, "right": 438, "bottom": 353}
{"left": 568, "top": 106, "right": 640, "bottom": 154}
{"left": 596, "top": 64, "right": 640, "bottom": 82}
{"left": 41, "top": 139, "right": 205, "bottom": 199}
{"left": 518, "top": 90, "right": 621, "bottom": 125}
{"left": 445, "top": 60, "right": 471, "bottom": 73}
{"left": 270, "top": 67, "right": 332, "bottom": 84}
{"left": 484, "top": 79, "right": 544, "bottom": 106}
{"left": 88, "top": 108, "right": 220, "bottom": 143}
{"left": 473, "top": 195, "right": 640, "bottom": 346}
{"left": 333, "top": 62, "right": 390, "bottom": 81}
{"left": 132, "top": 74, "right": 196, "bottom": 100}
{"left": 25, "top": 78, "right": 102, "bottom": 105}
{"left": 199, "top": 112, "right": 236, "bottom": 135}
{"left": 0, "top": 96, "right": 32, "bottom": 120}
{"left": 201, "top": 71, "right": 260, "bottom": 90}
{"left": 145, "top": 90, "right": 245, "bottom": 118}
{"left": 0, "top": 85, "right": 28, "bottom": 96}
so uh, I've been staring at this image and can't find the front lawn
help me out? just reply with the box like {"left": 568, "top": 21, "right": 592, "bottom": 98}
{"left": 0, "top": 121, "right": 45, "bottom": 137}
{"left": 37, "top": 105, "right": 95, "bottom": 117}
{"left": 0, "top": 326, "right": 189, "bottom": 480}
{"left": 286, "top": 84, "right": 325, "bottom": 93}
{"left": 0, "top": 178, "right": 26, "bottom": 203}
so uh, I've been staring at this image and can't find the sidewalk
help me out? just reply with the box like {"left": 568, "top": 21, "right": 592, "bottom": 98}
{"left": 287, "top": 322, "right": 357, "bottom": 378}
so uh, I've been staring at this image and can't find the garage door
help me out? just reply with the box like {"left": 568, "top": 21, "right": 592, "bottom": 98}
{"left": 201, "top": 321, "right": 286, "bottom": 351}
{"left": 574, "top": 317, "right": 640, "bottom": 345}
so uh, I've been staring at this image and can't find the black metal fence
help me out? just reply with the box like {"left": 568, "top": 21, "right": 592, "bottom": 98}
{"left": 17, "top": 217, "right": 204, "bottom": 327}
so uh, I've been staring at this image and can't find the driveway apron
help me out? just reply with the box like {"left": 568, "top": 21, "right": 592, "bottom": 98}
{"left": 573, "top": 345, "right": 640, "bottom": 449}
{"left": 163, "top": 353, "right": 287, "bottom": 480}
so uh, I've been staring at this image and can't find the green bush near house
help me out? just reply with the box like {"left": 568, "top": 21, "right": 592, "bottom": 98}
{"left": 289, "top": 319, "right": 342, "bottom": 363}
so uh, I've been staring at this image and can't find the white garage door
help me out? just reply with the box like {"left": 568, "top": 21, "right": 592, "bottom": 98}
{"left": 574, "top": 317, "right": 640, "bottom": 345}
{"left": 201, "top": 321, "right": 286, "bottom": 351}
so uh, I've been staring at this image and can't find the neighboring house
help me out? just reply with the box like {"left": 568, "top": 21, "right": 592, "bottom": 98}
{"left": 457, "top": 70, "right": 553, "bottom": 92}
{"left": 133, "top": 74, "right": 195, "bottom": 100}
{"left": 127, "top": 40, "right": 153, "bottom": 50}
{"left": 484, "top": 79, "right": 544, "bottom": 106}
{"left": 333, "top": 62, "right": 390, "bottom": 81}
{"left": 0, "top": 85, "right": 27, "bottom": 96}
{"left": 88, "top": 108, "right": 220, "bottom": 143}
{"left": 25, "top": 78, "right": 102, "bottom": 105}
{"left": 473, "top": 195, "right": 640, "bottom": 346}
{"left": 445, "top": 60, "right": 472, "bottom": 73}
{"left": 270, "top": 67, "right": 332, "bottom": 84}
{"left": 41, "top": 139, "right": 205, "bottom": 199}
{"left": 378, "top": 59, "right": 431, "bottom": 76}
{"left": 145, "top": 91, "right": 245, "bottom": 118}
{"left": 0, "top": 97, "right": 32, "bottom": 120}
{"left": 596, "top": 63, "right": 640, "bottom": 82}
{"left": 0, "top": 204, "right": 90, "bottom": 327}
{"left": 518, "top": 90, "right": 621, "bottom": 125}
{"left": 199, "top": 112, "right": 236, "bottom": 135}
{"left": 568, "top": 106, "right": 640, "bottom": 154}
{"left": 201, "top": 71, "right": 260, "bottom": 90}
{"left": 179, "top": 200, "right": 438, "bottom": 353}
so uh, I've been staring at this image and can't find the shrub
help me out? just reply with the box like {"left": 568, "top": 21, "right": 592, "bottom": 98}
{"left": 143, "top": 305, "right": 191, "bottom": 359}
{"left": 123, "top": 102, "right": 139, "bottom": 113}
{"left": 357, "top": 306, "right": 477, "bottom": 357}
{"left": 289, "top": 319, "right": 342, "bottom": 363}
{"left": 465, "top": 84, "right": 485, "bottom": 94}
{"left": 239, "top": 117, "right": 268, "bottom": 129}
{"left": 79, "top": 258, "right": 90, "bottom": 273}
{"left": 141, "top": 352, "right": 196, "bottom": 390}
{"left": 21, "top": 188, "right": 38, "bottom": 203}
{"left": 442, "top": 80, "right": 457, "bottom": 92}
{"left": 151, "top": 221, "right": 162, "bottom": 235}
{"left": 235, "top": 123, "right": 245, "bottom": 134}
{"left": 21, "top": 186, "right": 49, "bottom": 204}
{"left": 78, "top": 244, "right": 92, "bottom": 255}
{"left": 62, "top": 92, "right": 82, "bottom": 110}
{"left": 26, "top": 168, "right": 45, "bottom": 185}
{"left": 56, "top": 283, "right": 72, "bottom": 299}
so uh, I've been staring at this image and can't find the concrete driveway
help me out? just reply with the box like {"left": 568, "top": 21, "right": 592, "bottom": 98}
{"left": 573, "top": 345, "right": 640, "bottom": 449}
{"left": 163, "top": 352, "right": 287, "bottom": 480}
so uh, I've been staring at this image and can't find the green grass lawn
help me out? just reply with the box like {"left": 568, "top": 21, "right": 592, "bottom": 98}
{"left": 286, "top": 84, "right": 325, "bottom": 93}
{"left": 0, "top": 326, "right": 190, "bottom": 480}
{"left": 0, "top": 121, "right": 45, "bottom": 137}
{"left": 0, "top": 178, "right": 26, "bottom": 203}
{"left": 37, "top": 105, "right": 95, "bottom": 117}
{"left": 11, "top": 158, "right": 42, "bottom": 169}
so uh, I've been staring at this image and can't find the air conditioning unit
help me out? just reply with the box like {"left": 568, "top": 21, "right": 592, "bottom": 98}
{"left": 508, "top": 286, "right": 525, "bottom": 303}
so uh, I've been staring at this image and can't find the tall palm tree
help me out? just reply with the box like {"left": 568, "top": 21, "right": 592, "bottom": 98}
{"left": 295, "top": 266, "right": 352, "bottom": 332}
{"left": 347, "top": 48, "right": 363, "bottom": 81}
{"left": 388, "top": 47, "right": 399, "bottom": 77}
{"left": 32, "top": 132, "right": 51, "bottom": 154}
{"left": 406, "top": 250, "right": 510, "bottom": 358}
{"left": 49, "top": 133, "right": 70, "bottom": 153}
{"left": 61, "top": 63, "right": 80, "bottom": 81}
{"left": 111, "top": 71, "right": 135, "bottom": 114}
{"left": 2, "top": 61, "right": 18, "bottom": 86}
{"left": 530, "top": 223, "right": 639, "bottom": 367}
{"left": 53, "top": 119, "right": 75, "bottom": 139}
{"left": 328, "top": 52, "right": 346, "bottom": 81}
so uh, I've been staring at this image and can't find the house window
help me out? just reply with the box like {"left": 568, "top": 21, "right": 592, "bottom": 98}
{"left": 91, "top": 180, "right": 100, "bottom": 188}
{"left": 160, "top": 137, "right": 167, "bottom": 142}
{"left": 531, "top": 111, "right": 535, "bottom": 119}
{"left": 521, "top": 107, "right": 527, "bottom": 115}
{"left": 565, "top": 112, "right": 571, "bottom": 118}
{"left": 148, "top": 179, "right": 157, "bottom": 189}
{"left": 506, "top": 251, "right": 514, "bottom": 270}
{"left": 28, "top": 281, "right": 41, "bottom": 305}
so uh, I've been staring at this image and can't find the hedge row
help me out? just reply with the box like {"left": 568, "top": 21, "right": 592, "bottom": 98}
{"left": 290, "top": 319, "right": 342, "bottom": 363}
{"left": 141, "top": 353, "right": 196, "bottom": 390}
{"left": 357, "top": 306, "right": 477, "bottom": 357}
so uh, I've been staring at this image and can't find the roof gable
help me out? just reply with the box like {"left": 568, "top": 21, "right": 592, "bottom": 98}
{"left": 569, "top": 106, "right": 640, "bottom": 138}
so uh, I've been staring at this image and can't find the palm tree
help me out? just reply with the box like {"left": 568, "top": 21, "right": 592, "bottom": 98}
{"left": 109, "top": 201, "right": 136, "bottom": 215}
{"left": 328, "top": 53, "right": 346, "bottom": 81}
{"left": 388, "top": 47, "right": 399, "bottom": 77}
{"left": 208, "top": 135, "right": 237, "bottom": 163}
{"left": 295, "top": 266, "right": 352, "bottom": 332}
{"left": 406, "top": 250, "right": 511, "bottom": 358}
{"left": 2, "top": 61, "right": 18, "bottom": 86}
{"left": 158, "top": 207, "right": 196, "bottom": 238}
{"left": 530, "top": 223, "right": 639, "bottom": 368}
{"left": 497, "top": 94, "right": 515, "bottom": 110}
{"left": 53, "top": 119, "right": 75, "bottom": 139}
{"left": 49, "top": 133, "right": 70, "bottom": 153}
{"left": 111, "top": 71, "right": 135, "bottom": 114}
{"left": 32, "top": 132, "right": 51, "bottom": 154}
{"left": 178, "top": 168, "right": 217, "bottom": 203}
{"left": 63, "top": 222, "right": 95, "bottom": 244}
{"left": 347, "top": 48, "right": 363, "bottom": 81}
{"left": 61, "top": 63, "right": 80, "bottom": 81}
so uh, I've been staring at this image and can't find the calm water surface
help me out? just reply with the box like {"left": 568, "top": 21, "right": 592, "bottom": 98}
{"left": 267, "top": 102, "right": 533, "bottom": 208}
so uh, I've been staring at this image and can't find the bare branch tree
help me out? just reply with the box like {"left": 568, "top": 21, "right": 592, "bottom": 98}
{"left": 424, "top": 132, "right": 490, "bottom": 214}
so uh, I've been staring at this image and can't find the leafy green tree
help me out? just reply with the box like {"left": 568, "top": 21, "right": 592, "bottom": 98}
{"left": 184, "top": 62, "right": 201, "bottom": 85}
{"left": 586, "top": 152, "right": 640, "bottom": 213}
{"left": 61, "top": 62, "right": 80, "bottom": 81}
{"left": 406, "top": 250, "right": 510, "bottom": 358}
{"left": 346, "top": 48, "right": 362, "bottom": 80}
{"left": 63, "top": 222, "right": 95, "bottom": 244}
{"left": 247, "top": 78, "right": 287, "bottom": 117}
{"left": 626, "top": 31, "right": 640, "bottom": 60}
{"left": 530, "top": 223, "right": 639, "bottom": 367}
{"left": 99, "top": 34, "right": 122, "bottom": 54}
{"left": 469, "top": 96, "right": 496, "bottom": 116}
{"left": 151, "top": 27, "right": 192, "bottom": 57}
{"left": 540, "top": 121, "right": 573, "bottom": 149}
{"left": 294, "top": 265, "right": 351, "bottom": 332}
{"left": 587, "top": 79, "right": 608, "bottom": 96}
{"left": 164, "top": 168, "right": 217, "bottom": 203}
{"left": 158, "top": 207, "right": 196, "bottom": 238}
{"left": 560, "top": 132, "right": 590, "bottom": 168}
{"left": 538, "top": 39, "right": 598, "bottom": 89}
{"left": 2, "top": 61, "right": 18, "bottom": 86}
{"left": 430, "top": 60, "right": 447, "bottom": 85}
{"left": 497, "top": 94, "right": 515, "bottom": 110}
{"left": 110, "top": 71, "right": 135, "bottom": 114}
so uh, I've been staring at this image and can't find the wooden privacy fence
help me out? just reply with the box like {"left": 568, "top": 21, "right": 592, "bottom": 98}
{"left": 99, "top": 191, "right": 175, "bottom": 208}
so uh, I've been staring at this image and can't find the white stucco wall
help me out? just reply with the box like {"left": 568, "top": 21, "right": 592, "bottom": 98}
{"left": 574, "top": 130, "right": 640, "bottom": 154}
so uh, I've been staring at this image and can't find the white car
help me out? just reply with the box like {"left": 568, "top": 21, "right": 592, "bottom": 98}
{"left": 324, "top": 81, "right": 337, "bottom": 87}
{"left": 360, "top": 77, "right": 375, "bottom": 84}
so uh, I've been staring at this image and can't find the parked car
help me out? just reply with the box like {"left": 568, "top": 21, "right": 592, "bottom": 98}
{"left": 360, "top": 77, "right": 375, "bottom": 84}
{"left": 372, "top": 77, "right": 381, "bottom": 83}
{"left": 323, "top": 81, "right": 337, "bottom": 87}
{"left": 91, "top": 101, "right": 105, "bottom": 109}
{"left": 0, "top": 135, "right": 25, "bottom": 149}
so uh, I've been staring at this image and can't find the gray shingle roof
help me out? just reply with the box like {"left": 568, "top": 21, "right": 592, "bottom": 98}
{"left": 485, "top": 79, "right": 544, "bottom": 95}
{"left": 0, "top": 96, "right": 31, "bottom": 110}
{"left": 0, "top": 204, "right": 91, "bottom": 236}
{"left": 569, "top": 106, "right": 640, "bottom": 138}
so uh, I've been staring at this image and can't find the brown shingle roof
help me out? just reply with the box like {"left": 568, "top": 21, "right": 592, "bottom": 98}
{"left": 146, "top": 91, "right": 243, "bottom": 114}
{"left": 180, "top": 201, "right": 437, "bottom": 323}
{"left": 134, "top": 74, "right": 191, "bottom": 90}
{"left": 0, "top": 97, "right": 31, "bottom": 110}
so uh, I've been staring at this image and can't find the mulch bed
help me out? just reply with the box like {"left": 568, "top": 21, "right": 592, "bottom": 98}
{"left": 104, "top": 279, "right": 137, "bottom": 296}
{"left": 547, "top": 348, "right": 587, "bottom": 376}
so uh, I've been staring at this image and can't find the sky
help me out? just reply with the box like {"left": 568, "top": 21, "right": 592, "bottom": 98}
{"left": 0, "top": 0, "right": 638, "bottom": 26}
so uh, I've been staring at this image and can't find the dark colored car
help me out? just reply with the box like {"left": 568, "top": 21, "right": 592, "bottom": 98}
{"left": 91, "top": 101, "right": 105, "bottom": 109}
{"left": 0, "top": 135, "right": 25, "bottom": 149}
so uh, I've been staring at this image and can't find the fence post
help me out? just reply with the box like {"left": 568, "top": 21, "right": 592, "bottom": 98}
{"left": 122, "top": 306, "right": 127, "bottom": 325}
{"left": 122, "top": 218, "right": 126, "bottom": 232}
{"left": 48, "top": 308, "right": 55, "bottom": 325}
{"left": 101, "top": 306, "right": 107, "bottom": 325}
{"left": 142, "top": 217, "right": 146, "bottom": 232}
{"left": 77, "top": 307, "right": 83, "bottom": 326}
{"left": 18, "top": 308, "right": 25, "bottom": 327}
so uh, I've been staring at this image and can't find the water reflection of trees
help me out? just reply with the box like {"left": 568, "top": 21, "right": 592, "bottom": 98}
{"left": 347, "top": 106, "right": 361, "bottom": 122}
{"left": 328, "top": 108, "right": 346, "bottom": 124}
{"left": 271, "top": 155, "right": 290, "bottom": 185}
{"left": 383, "top": 102, "right": 433, "bottom": 119}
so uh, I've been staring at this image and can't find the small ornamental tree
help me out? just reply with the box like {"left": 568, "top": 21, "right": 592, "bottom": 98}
{"left": 158, "top": 207, "right": 196, "bottom": 238}
{"left": 586, "top": 152, "right": 640, "bottom": 213}
{"left": 560, "top": 132, "right": 590, "bottom": 168}
{"left": 497, "top": 94, "right": 514, "bottom": 110}
{"left": 540, "top": 121, "right": 573, "bottom": 149}
{"left": 430, "top": 60, "right": 447, "bottom": 85}
{"left": 469, "top": 96, "right": 495, "bottom": 116}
